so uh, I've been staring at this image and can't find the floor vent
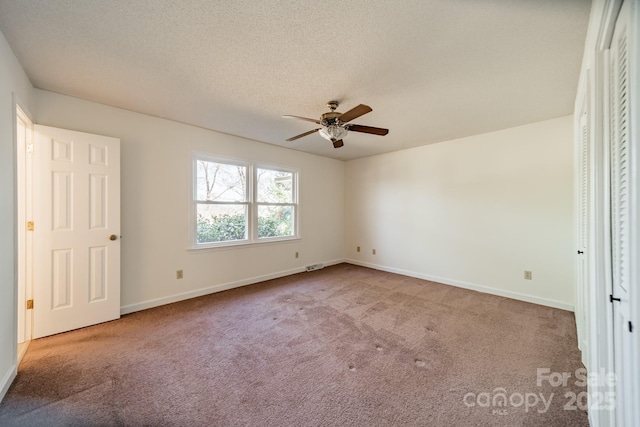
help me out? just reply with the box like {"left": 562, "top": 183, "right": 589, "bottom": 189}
{"left": 306, "top": 263, "right": 324, "bottom": 272}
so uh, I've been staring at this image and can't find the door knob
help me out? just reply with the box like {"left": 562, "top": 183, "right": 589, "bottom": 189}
{"left": 109, "top": 234, "right": 118, "bottom": 241}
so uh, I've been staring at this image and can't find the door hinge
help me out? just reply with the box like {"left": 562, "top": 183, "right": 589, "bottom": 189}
{"left": 630, "top": 322, "right": 634, "bottom": 333}
{"left": 26, "top": 143, "right": 34, "bottom": 154}
{"left": 26, "top": 299, "right": 33, "bottom": 310}
{"left": 26, "top": 221, "right": 34, "bottom": 231}
{"left": 610, "top": 294, "right": 621, "bottom": 303}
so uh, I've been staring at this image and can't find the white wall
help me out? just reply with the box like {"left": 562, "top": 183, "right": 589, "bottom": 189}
{"left": 345, "top": 116, "right": 575, "bottom": 310}
{"left": 0, "top": 31, "right": 35, "bottom": 399}
{"left": 35, "top": 89, "right": 345, "bottom": 313}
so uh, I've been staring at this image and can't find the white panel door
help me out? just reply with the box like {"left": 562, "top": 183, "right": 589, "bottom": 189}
{"left": 608, "top": 1, "right": 636, "bottom": 425}
{"left": 33, "top": 125, "right": 120, "bottom": 338}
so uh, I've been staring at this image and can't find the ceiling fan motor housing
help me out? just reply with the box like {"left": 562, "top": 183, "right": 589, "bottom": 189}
{"left": 321, "top": 111, "right": 342, "bottom": 126}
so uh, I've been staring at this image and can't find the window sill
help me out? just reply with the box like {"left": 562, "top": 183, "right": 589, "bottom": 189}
{"left": 187, "top": 236, "right": 301, "bottom": 253}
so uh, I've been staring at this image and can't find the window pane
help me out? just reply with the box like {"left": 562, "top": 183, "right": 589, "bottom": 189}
{"left": 258, "top": 205, "right": 294, "bottom": 238}
{"left": 196, "top": 161, "right": 247, "bottom": 202}
{"left": 196, "top": 204, "right": 247, "bottom": 243}
{"left": 257, "top": 169, "right": 293, "bottom": 203}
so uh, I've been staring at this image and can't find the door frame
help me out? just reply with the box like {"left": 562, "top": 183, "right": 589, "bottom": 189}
{"left": 592, "top": 8, "right": 617, "bottom": 427}
{"left": 13, "top": 95, "right": 34, "bottom": 365}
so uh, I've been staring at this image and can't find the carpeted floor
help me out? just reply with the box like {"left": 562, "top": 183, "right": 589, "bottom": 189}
{"left": 0, "top": 263, "right": 588, "bottom": 426}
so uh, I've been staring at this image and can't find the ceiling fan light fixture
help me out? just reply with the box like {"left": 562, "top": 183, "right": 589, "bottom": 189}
{"left": 319, "top": 124, "right": 348, "bottom": 142}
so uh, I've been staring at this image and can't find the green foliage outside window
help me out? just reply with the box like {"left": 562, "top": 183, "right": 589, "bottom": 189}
{"left": 197, "top": 207, "right": 292, "bottom": 243}
{"left": 196, "top": 213, "right": 246, "bottom": 243}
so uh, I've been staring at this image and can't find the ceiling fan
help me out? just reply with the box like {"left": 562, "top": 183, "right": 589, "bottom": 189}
{"left": 283, "top": 101, "right": 389, "bottom": 148}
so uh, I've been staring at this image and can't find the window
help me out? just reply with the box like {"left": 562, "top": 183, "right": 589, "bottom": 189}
{"left": 192, "top": 155, "right": 298, "bottom": 248}
{"left": 256, "top": 168, "right": 295, "bottom": 239}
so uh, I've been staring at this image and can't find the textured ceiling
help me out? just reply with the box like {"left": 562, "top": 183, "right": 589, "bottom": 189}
{"left": 0, "top": 0, "right": 591, "bottom": 160}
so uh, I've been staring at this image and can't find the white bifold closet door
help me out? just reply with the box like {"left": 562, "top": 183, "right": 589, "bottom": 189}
{"left": 608, "top": 1, "right": 636, "bottom": 425}
{"left": 576, "top": 106, "right": 590, "bottom": 360}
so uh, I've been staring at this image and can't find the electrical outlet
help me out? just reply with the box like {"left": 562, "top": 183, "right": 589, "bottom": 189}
{"left": 295, "top": 251, "right": 299, "bottom": 258}
{"left": 177, "top": 270, "right": 183, "bottom": 279}
{"left": 524, "top": 270, "right": 532, "bottom": 280}
{"left": 372, "top": 249, "right": 376, "bottom": 255}
{"left": 357, "top": 246, "right": 360, "bottom": 252}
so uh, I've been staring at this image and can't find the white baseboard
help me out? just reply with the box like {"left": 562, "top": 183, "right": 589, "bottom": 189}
{"left": 121, "top": 259, "right": 345, "bottom": 315}
{"left": 0, "top": 365, "right": 17, "bottom": 403}
{"left": 345, "top": 259, "right": 574, "bottom": 312}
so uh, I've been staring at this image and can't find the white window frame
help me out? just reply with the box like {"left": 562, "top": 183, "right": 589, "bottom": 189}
{"left": 189, "top": 152, "right": 299, "bottom": 250}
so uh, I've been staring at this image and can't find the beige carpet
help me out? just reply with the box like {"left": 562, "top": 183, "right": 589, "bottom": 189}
{"left": 0, "top": 264, "right": 588, "bottom": 426}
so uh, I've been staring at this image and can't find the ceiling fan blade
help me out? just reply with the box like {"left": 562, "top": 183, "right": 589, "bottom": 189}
{"left": 282, "top": 115, "right": 321, "bottom": 124}
{"left": 286, "top": 128, "right": 321, "bottom": 142}
{"left": 332, "top": 139, "right": 344, "bottom": 148}
{"left": 348, "top": 124, "right": 389, "bottom": 136}
{"left": 338, "top": 104, "right": 372, "bottom": 123}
